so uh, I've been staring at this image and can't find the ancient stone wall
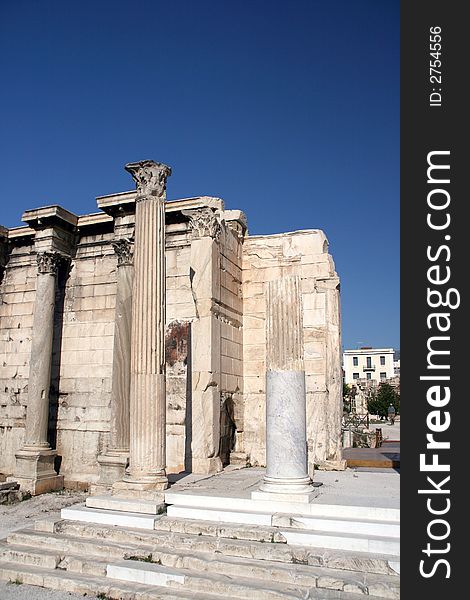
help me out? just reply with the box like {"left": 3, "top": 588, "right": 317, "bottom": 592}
{"left": 0, "top": 241, "right": 36, "bottom": 473}
{"left": 0, "top": 195, "right": 342, "bottom": 488}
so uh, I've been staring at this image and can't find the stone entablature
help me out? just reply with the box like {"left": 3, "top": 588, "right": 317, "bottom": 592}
{"left": 0, "top": 185, "right": 341, "bottom": 489}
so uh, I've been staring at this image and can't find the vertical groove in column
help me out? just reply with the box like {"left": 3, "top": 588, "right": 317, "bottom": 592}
{"left": 267, "top": 275, "right": 304, "bottom": 372}
{"left": 128, "top": 195, "right": 166, "bottom": 480}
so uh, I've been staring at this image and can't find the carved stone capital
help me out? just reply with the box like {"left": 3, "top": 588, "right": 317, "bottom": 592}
{"left": 124, "top": 160, "right": 172, "bottom": 199}
{"left": 112, "top": 238, "right": 134, "bottom": 267}
{"left": 36, "top": 252, "right": 63, "bottom": 275}
{"left": 183, "top": 208, "right": 221, "bottom": 241}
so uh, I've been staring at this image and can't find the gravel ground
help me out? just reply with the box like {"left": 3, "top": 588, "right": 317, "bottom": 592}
{"left": 0, "top": 581, "right": 95, "bottom": 600}
{"left": 0, "top": 490, "right": 96, "bottom": 599}
{"left": 0, "top": 489, "right": 86, "bottom": 540}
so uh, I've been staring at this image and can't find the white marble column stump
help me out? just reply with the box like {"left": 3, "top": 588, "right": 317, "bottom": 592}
{"left": 92, "top": 239, "right": 134, "bottom": 494}
{"left": 113, "top": 160, "right": 171, "bottom": 501}
{"left": 183, "top": 208, "right": 223, "bottom": 475}
{"left": 13, "top": 252, "right": 64, "bottom": 495}
{"left": 252, "top": 275, "right": 316, "bottom": 503}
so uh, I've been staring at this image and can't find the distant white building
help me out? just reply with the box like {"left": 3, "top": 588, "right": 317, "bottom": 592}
{"left": 343, "top": 347, "right": 395, "bottom": 385}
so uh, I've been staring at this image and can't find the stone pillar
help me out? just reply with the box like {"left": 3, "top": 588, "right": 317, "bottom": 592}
{"left": 0, "top": 226, "right": 9, "bottom": 284}
{"left": 315, "top": 275, "right": 346, "bottom": 470}
{"left": 113, "top": 160, "right": 171, "bottom": 500}
{"left": 252, "top": 275, "right": 315, "bottom": 503}
{"left": 14, "top": 251, "right": 64, "bottom": 495}
{"left": 93, "top": 239, "right": 134, "bottom": 492}
{"left": 183, "top": 208, "right": 223, "bottom": 475}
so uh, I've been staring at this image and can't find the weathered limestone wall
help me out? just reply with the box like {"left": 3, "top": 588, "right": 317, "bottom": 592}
{"left": 0, "top": 242, "right": 35, "bottom": 473}
{"left": 241, "top": 230, "right": 342, "bottom": 470}
{"left": 0, "top": 195, "right": 342, "bottom": 487}
{"left": 57, "top": 229, "right": 116, "bottom": 487}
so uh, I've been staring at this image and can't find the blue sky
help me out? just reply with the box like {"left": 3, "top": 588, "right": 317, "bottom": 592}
{"left": 0, "top": 0, "right": 399, "bottom": 350}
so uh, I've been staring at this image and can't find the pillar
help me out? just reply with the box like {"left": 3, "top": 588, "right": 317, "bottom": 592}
{"left": 94, "top": 239, "right": 134, "bottom": 492}
{"left": 13, "top": 252, "right": 64, "bottom": 494}
{"left": 312, "top": 275, "right": 346, "bottom": 470}
{"left": 113, "top": 160, "right": 171, "bottom": 500}
{"left": 183, "top": 208, "right": 223, "bottom": 475}
{"left": 0, "top": 226, "right": 8, "bottom": 284}
{"left": 252, "top": 275, "right": 315, "bottom": 503}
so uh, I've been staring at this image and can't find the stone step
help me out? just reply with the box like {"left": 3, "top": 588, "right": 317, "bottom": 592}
{"left": 106, "top": 559, "right": 388, "bottom": 600}
{"left": 7, "top": 530, "right": 155, "bottom": 562}
{"left": 16, "top": 521, "right": 401, "bottom": 577}
{"left": 141, "top": 546, "right": 400, "bottom": 598}
{"left": 155, "top": 515, "right": 287, "bottom": 543}
{"left": 166, "top": 505, "right": 400, "bottom": 538}
{"left": 86, "top": 494, "right": 165, "bottom": 515}
{"left": 0, "top": 538, "right": 400, "bottom": 598}
{"left": 61, "top": 504, "right": 163, "bottom": 529}
{"left": 281, "top": 529, "right": 399, "bottom": 557}
{"left": 55, "top": 520, "right": 399, "bottom": 574}
{"left": 164, "top": 491, "right": 401, "bottom": 523}
{"left": 0, "top": 542, "right": 108, "bottom": 577}
{"left": 0, "top": 560, "right": 221, "bottom": 599}
{"left": 158, "top": 514, "right": 400, "bottom": 557}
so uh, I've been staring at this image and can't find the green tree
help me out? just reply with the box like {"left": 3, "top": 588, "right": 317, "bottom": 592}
{"left": 367, "top": 383, "right": 399, "bottom": 419}
{"left": 343, "top": 383, "right": 351, "bottom": 414}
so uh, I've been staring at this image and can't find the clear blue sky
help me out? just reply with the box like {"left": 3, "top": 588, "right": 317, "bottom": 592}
{"left": 0, "top": 0, "right": 399, "bottom": 350}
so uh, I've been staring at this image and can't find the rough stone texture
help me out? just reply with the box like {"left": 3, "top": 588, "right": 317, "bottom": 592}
{"left": 242, "top": 231, "right": 343, "bottom": 470}
{"left": 1, "top": 184, "right": 341, "bottom": 487}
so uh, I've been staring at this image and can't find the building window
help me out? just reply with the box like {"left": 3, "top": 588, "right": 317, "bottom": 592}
{"left": 353, "top": 373, "right": 359, "bottom": 379}
{"left": 366, "top": 372, "right": 372, "bottom": 380}
{"left": 366, "top": 356, "right": 372, "bottom": 368}
{"left": 353, "top": 357, "right": 358, "bottom": 366}
{"left": 380, "top": 356, "right": 385, "bottom": 365}
{"left": 380, "top": 372, "right": 387, "bottom": 380}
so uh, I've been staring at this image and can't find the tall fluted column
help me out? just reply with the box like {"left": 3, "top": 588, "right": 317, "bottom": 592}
{"left": 13, "top": 252, "right": 64, "bottom": 494}
{"left": 113, "top": 160, "right": 171, "bottom": 499}
{"left": 252, "top": 275, "right": 315, "bottom": 503}
{"left": 94, "top": 239, "right": 134, "bottom": 492}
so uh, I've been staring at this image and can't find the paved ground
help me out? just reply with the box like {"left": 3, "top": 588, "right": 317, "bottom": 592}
{"left": 169, "top": 464, "right": 400, "bottom": 508}
{"left": 370, "top": 420, "right": 400, "bottom": 441}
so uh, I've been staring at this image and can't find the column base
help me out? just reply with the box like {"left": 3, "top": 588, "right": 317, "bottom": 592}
{"left": 112, "top": 475, "right": 167, "bottom": 501}
{"left": 251, "top": 475, "right": 317, "bottom": 504}
{"left": 90, "top": 452, "right": 129, "bottom": 495}
{"left": 191, "top": 456, "right": 223, "bottom": 475}
{"left": 11, "top": 448, "right": 63, "bottom": 496}
{"left": 229, "top": 452, "right": 249, "bottom": 466}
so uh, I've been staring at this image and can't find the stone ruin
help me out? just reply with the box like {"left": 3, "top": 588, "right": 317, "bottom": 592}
{"left": 0, "top": 160, "right": 344, "bottom": 495}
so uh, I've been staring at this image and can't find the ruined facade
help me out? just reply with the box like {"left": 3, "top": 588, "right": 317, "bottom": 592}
{"left": 0, "top": 180, "right": 343, "bottom": 490}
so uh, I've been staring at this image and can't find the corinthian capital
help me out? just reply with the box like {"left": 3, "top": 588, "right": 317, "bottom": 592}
{"left": 36, "top": 252, "right": 63, "bottom": 275}
{"left": 112, "top": 238, "right": 134, "bottom": 266}
{"left": 124, "top": 160, "right": 172, "bottom": 199}
{"left": 182, "top": 208, "right": 221, "bottom": 241}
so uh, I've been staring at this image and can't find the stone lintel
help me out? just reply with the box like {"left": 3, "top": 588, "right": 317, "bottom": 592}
{"left": 22, "top": 205, "right": 79, "bottom": 231}
{"left": 97, "top": 192, "right": 224, "bottom": 216}
{"left": 222, "top": 209, "right": 248, "bottom": 232}
{"left": 77, "top": 212, "right": 113, "bottom": 227}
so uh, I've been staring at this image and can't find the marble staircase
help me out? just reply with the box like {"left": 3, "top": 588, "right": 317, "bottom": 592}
{"left": 0, "top": 505, "right": 400, "bottom": 599}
